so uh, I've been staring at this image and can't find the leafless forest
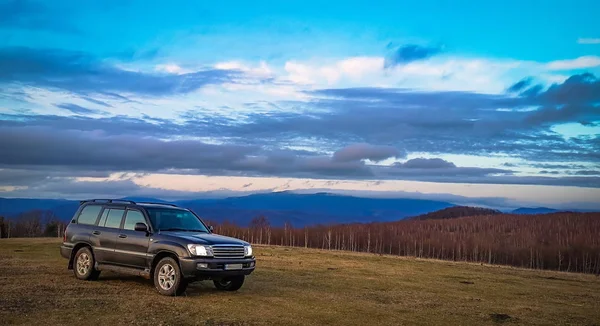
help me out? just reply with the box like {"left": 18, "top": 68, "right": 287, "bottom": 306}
{"left": 2, "top": 208, "right": 599, "bottom": 274}
{"left": 209, "top": 212, "right": 600, "bottom": 274}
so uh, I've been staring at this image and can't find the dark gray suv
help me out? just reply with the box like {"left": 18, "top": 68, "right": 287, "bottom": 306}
{"left": 60, "top": 199, "right": 256, "bottom": 296}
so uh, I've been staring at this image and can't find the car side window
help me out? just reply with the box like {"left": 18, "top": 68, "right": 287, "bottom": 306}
{"left": 76, "top": 205, "right": 102, "bottom": 225}
{"left": 97, "top": 208, "right": 110, "bottom": 226}
{"left": 123, "top": 210, "right": 146, "bottom": 230}
{"left": 100, "top": 208, "right": 125, "bottom": 228}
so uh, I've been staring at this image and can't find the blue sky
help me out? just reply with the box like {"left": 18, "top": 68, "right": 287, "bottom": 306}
{"left": 1, "top": 0, "right": 599, "bottom": 208}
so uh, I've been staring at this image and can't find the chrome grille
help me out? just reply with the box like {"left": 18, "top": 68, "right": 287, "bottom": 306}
{"left": 212, "top": 245, "right": 245, "bottom": 259}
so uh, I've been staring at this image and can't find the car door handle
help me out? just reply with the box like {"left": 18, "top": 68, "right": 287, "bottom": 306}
{"left": 92, "top": 231, "right": 101, "bottom": 235}
{"left": 118, "top": 234, "right": 127, "bottom": 238}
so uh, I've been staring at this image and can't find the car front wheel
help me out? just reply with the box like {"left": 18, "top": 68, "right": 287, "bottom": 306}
{"left": 153, "top": 257, "right": 187, "bottom": 296}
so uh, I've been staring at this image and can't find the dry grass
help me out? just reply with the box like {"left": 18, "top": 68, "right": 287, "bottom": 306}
{"left": 1, "top": 238, "right": 599, "bottom": 326}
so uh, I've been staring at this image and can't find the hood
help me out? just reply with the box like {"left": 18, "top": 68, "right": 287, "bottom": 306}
{"left": 160, "top": 231, "right": 249, "bottom": 246}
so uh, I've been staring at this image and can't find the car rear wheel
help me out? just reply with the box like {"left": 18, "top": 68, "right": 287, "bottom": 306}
{"left": 213, "top": 275, "right": 245, "bottom": 291}
{"left": 153, "top": 257, "right": 187, "bottom": 296}
{"left": 73, "top": 247, "right": 101, "bottom": 280}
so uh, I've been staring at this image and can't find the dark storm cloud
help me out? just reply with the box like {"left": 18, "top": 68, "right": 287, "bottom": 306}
{"left": 0, "top": 47, "right": 249, "bottom": 96}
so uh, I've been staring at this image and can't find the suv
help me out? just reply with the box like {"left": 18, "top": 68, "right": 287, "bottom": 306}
{"left": 60, "top": 199, "right": 256, "bottom": 296}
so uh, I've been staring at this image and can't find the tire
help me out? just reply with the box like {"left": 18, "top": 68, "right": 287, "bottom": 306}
{"left": 73, "top": 247, "right": 101, "bottom": 281}
{"left": 213, "top": 275, "right": 245, "bottom": 291}
{"left": 153, "top": 257, "right": 187, "bottom": 296}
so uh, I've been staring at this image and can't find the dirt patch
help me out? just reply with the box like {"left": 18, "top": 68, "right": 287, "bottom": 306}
{"left": 489, "top": 313, "right": 512, "bottom": 323}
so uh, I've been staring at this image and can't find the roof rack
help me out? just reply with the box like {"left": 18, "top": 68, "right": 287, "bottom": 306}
{"left": 136, "top": 202, "right": 179, "bottom": 207}
{"left": 79, "top": 199, "right": 136, "bottom": 205}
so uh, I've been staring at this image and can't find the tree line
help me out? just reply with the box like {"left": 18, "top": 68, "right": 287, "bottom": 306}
{"left": 0, "top": 210, "right": 66, "bottom": 238}
{"left": 207, "top": 212, "right": 600, "bottom": 275}
{"left": 2, "top": 208, "right": 599, "bottom": 275}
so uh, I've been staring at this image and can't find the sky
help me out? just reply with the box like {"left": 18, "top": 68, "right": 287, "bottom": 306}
{"left": 1, "top": 0, "right": 599, "bottom": 209}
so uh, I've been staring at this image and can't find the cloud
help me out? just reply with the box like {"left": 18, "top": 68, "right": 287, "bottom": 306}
{"left": 2, "top": 121, "right": 598, "bottom": 188}
{"left": 279, "top": 54, "right": 518, "bottom": 93}
{"left": 507, "top": 77, "right": 534, "bottom": 93}
{"left": 332, "top": 143, "right": 405, "bottom": 162}
{"left": 523, "top": 73, "right": 600, "bottom": 126}
{"left": 0, "top": 167, "right": 112, "bottom": 187}
{"left": 571, "top": 170, "right": 600, "bottom": 176}
{"left": 546, "top": 55, "right": 600, "bottom": 70}
{"left": 395, "top": 158, "right": 456, "bottom": 169}
{"left": 0, "top": 177, "right": 207, "bottom": 201}
{"left": 577, "top": 38, "right": 600, "bottom": 45}
{"left": 530, "top": 163, "right": 586, "bottom": 169}
{"left": 384, "top": 44, "right": 443, "bottom": 67}
{"left": 221, "top": 72, "right": 599, "bottom": 163}
{"left": 1, "top": 70, "right": 599, "bottom": 188}
{"left": 154, "top": 64, "right": 190, "bottom": 75}
{"left": 283, "top": 57, "right": 384, "bottom": 86}
{"left": 389, "top": 158, "right": 511, "bottom": 178}
{"left": 80, "top": 97, "right": 112, "bottom": 107}
{"left": 0, "top": 47, "right": 251, "bottom": 96}
{"left": 539, "top": 170, "right": 560, "bottom": 175}
{"left": 55, "top": 103, "right": 104, "bottom": 115}
{"left": 0, "top": 126, "right": 258, "bottom": 173}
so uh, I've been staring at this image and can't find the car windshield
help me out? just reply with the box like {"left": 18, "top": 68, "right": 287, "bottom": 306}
{"left": 145, "top": 207, "right": 209, "bottom": 233}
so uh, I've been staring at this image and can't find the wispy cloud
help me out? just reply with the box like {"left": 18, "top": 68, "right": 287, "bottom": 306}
{"left": 577, "top": 38, "right": 600, "bottom": 44}
{"left": 546, "top": 55, "right": 600, "bottom": 70}
{"left": 0, "top": 47, "right": 258, "bottom": 97}
{"left": 55, "top": 103, "right": 105, "bottom": 115}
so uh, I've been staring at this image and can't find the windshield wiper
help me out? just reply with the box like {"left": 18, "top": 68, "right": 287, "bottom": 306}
{"left": 160, "top": 228, "right": 190, "bottom": 232}
{"left": 160, "top": 228, "right": 207, "bottom": 232}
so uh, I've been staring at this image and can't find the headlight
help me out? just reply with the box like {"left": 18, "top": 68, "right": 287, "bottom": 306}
{"left": 187, "top": 244, "right": 213, "bottom": 257}
{"left": 244, "top": 245, "right": 253, "bottom": 257}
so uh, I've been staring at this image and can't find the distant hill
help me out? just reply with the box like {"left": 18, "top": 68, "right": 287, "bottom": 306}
{"left": 408, "top": 206, "right": 502, "bottom": 220}
{"left": 511, "top": 207, "right": 560, "bottom": 214}
{"left": 176, "top": 192, "right": 454, "bottom": 227}
{"left": 0, "top": 192, "right": 455, "bottom": 227}
{"left": 0, "top": 198, "right": 80, "bottom": 221}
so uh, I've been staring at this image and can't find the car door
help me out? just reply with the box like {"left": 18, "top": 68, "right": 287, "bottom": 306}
{"left": 113, "top": 208, "right": 152, "bottom": 269}
{"left": 91, "top": 206, "right": 126, "bottom": 264}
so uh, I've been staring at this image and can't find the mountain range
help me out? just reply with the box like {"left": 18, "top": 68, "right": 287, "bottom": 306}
{"left": 0, "top": 192, "right": 593, "bottom": 227}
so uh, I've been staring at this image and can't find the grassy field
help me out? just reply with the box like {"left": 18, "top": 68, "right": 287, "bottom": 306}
{"left": 1, "top": 238, "right": 599, "bottom": 326}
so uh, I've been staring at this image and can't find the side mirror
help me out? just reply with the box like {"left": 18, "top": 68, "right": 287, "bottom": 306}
{"left": 134, "top": 222, "right": 148, "bottom": 232}
{"left": 208, "top": 225, "right": 214, "bottom": 232}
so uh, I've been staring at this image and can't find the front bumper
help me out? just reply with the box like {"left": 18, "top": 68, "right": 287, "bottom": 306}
{"left": 179, "top": 256, "right": 256, "bottom": 279}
